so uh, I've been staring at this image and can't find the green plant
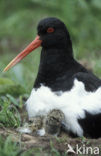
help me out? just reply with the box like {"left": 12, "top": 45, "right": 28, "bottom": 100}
{"left": 0, "top": 136, "right": 20, "bottom": 156}
{"left": 0, "top": 96, "right": 21, "bottom": 127}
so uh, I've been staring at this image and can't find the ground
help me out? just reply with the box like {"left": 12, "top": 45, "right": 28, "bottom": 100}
{"left": 1, "top": 91, "right": 101, "bottom": 156}
{"left": 0, "top": 126, "right": 101, "bottom": 156}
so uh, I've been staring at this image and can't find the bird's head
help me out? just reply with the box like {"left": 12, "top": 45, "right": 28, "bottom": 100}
{"left": 3, "top": 17, "right": 72, "bottom": 72}
{"left": 37, "top": 17, "right": 71, "bottom": 49}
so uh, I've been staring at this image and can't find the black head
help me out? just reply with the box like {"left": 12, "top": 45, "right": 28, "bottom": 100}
{"left": 4, "top": 17, "right": 73, "bottom": 72}
{"left": 37, "top": 17, "right": 73, "bottom": 52}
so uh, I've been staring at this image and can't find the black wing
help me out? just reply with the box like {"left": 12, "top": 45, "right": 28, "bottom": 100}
{"left": 73, "top": 72, "right": 101, "bottom": 92}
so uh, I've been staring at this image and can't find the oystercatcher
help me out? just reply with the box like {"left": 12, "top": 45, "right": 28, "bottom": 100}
{"left": 4, "top": 17, "right": 101, "bottom": 138}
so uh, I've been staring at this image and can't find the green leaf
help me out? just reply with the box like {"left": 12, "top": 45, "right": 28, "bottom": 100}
{"left": 6, "top": 94, "right": 19, "bottom": 107}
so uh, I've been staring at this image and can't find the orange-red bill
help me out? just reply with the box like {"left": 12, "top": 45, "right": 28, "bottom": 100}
{"left": 3, "top": 35, "right": 42, "bottom": 72}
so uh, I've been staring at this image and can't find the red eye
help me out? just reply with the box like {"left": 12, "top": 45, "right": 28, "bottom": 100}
{"left": 47, "top": 27, "right": 54, "bottom": 33}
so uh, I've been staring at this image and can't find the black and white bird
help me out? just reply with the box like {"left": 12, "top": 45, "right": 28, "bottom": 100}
{"left": 4, "top": 17, "right": 101, "bottom": 138}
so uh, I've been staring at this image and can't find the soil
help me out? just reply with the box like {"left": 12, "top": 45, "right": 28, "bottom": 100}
{"left": 0, "top": 127, "right": 101, "bottom": 156}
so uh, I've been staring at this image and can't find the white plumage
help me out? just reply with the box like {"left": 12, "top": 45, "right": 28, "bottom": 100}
{"left": 26, "top": 79, "right": 101, "bottom": 136}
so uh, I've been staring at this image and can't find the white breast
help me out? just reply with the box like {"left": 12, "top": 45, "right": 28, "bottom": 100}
{"left": 26, "top": 79, "right": 101, "bottom": 136}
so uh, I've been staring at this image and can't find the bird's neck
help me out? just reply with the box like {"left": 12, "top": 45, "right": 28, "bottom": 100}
{"left": 34, "top": 47, "right": 74, "bottom": 88}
